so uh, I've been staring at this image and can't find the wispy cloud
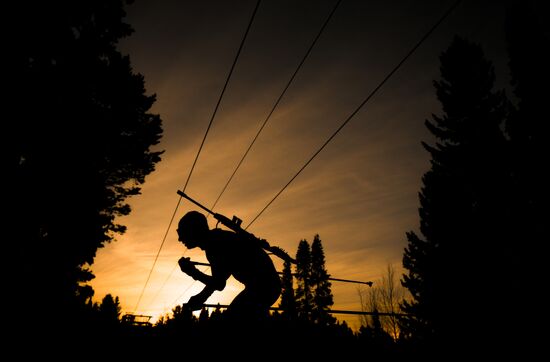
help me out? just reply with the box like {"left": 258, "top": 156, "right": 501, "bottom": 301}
{"left": 91, "top": 0, "right": 509, "bottom": 328}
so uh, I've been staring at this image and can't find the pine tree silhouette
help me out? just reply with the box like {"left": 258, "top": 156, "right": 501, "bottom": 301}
{"left": 310, "top": 234, "right": 335, "bottom": 326}
{"left": 295, "top": 239, "right": 313, "bottom": 321}
{"left": 280, "top": 259, "right": 298, "bottom": 320}
{"left": 400, "top": 35, "right": 509, "bottom": 354}
{"left": 6, "top": 0, "right": 163, "bottom": 334}
{"left": 98, "top": 294, "right": 121, "bottom": 323}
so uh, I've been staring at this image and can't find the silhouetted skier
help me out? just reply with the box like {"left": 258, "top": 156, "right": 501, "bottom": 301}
{"left": 177, "top": 211, "right": 281, "bottom": 321}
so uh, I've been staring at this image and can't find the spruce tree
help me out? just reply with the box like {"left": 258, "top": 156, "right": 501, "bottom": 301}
{"left": 280, "top": 259, "right": 297, "bottom": 320}
{"left": 401, "top": 36, "right": 509, "bottom": 351}
{"left": 6, "top": 0, "right": 163, "bottom": 325}
{"left": 310, "top": 234, "right": 335, "bottom": 325}
{"left": 295, "top": 239, "right": 313, "bottom": 320}
{"left": 98, "top": 294, "right": 121, "bottom": 323}
{"left": 198, "top": 307, "right": 209, "bottom": 327}
{"left": 91, "top": 293, "right": 122, "bottom": 338}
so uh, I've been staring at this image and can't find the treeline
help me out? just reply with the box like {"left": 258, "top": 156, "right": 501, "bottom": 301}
{"left": 82, "top": 235, "right": 393, "bottom": 357}
{"left": 399, "top": 2, "right": 547, "bottom": 357}
{"left": 6, "top": 0, "right": 163, "bottom": 338}
{"left": 124, "top": 235, "right": 400, "bottom": 357}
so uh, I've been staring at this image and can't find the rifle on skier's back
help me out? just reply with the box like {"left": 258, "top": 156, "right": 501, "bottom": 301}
{"left": 177, "top": 190, "right": 295, "bottom": 264}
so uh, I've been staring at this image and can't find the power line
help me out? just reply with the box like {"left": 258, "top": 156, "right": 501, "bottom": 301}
{"left": 182, "top": 0, "right": 262, "bottom": 193}
{"left": 133, "top": 197, "right": 183, "bottom": 312}
{"left": 145, "top": 1, "right": 341, "bottom": 306}
{"left": 170, "top": 266, "right": 210, "bottom": 307}
{"left": 245, "top": 0, "right": 462, "bottom": 229}
{"left": 133, "top": 0, "right": 262, "bottom": 313}
{"left": 171, "top": 281, "right": 197, "bottom": 307}
{"left": 208, "top": 0, "right": 342, "bottom": 213}
{"left": 144, "top": 260, "right": 180, "bottom": 312}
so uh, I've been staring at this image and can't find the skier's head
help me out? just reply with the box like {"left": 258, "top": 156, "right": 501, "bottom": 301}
{"left": 177, "top": 211, "right": 209, "bottom": 249}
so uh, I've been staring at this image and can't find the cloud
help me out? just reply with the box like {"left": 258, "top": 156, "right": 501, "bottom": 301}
{"left": 91, "top": 0, "right": 511, "bottom": 327}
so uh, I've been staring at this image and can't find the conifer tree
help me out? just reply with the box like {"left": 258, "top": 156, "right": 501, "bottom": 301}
{"left": 310, "top": 234, "right": 335, "bottom": 325}
{"left": 280, "top": 259, "right": 297, "bottom": 320}
{"left": 358, "top": 308, "right": 393, "bottom": 355}
{"left": 98, "top": 294, "right": 121, "bottom": 323}
{"left": 295, "top": 239, "right": 313, "bottom": 320}
{"left": 198, "top": 307, "right": 209, "bottom": 324}
{"left": 401, "top": 36, "right": 509, "bottom": 350}
{"left": 6, "top": 0, "right": 163, "bottom": 324}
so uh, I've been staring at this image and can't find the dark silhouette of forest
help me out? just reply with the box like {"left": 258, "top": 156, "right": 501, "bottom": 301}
{"left": 6, "top": 0, "right": 546, "bottom": 357}
{"left": 400, "top": 1, "right": 548, "bottom": 357}
{"left": 6, "top": 0, "right": 163, "bottom": 345}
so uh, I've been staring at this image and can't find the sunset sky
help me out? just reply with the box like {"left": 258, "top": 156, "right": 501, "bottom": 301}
{"left": 89, "top": 0, "right": 510, "bottom": 330}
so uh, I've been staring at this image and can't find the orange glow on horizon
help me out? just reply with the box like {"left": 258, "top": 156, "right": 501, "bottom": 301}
{"left": 90, "top": 0, "right": 510, "bottom": 332}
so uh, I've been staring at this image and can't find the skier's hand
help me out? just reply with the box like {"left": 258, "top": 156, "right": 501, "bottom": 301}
{"left": 178, "top": 257, "right": 199, "bottom": 278}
